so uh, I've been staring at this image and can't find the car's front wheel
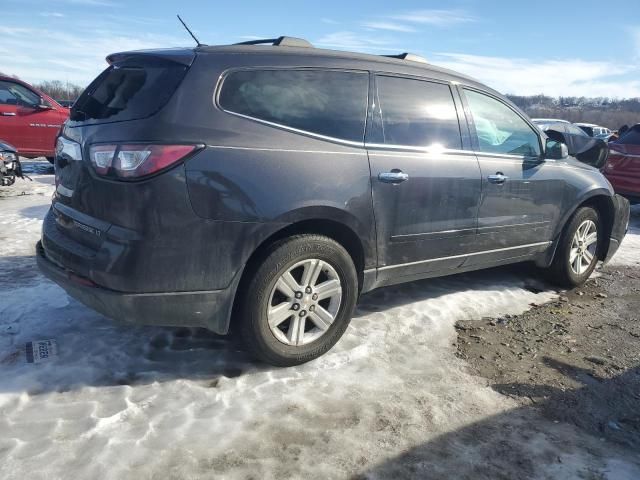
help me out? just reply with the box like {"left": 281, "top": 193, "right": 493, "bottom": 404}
{"left": 547, "top": 206, "right": 601, "bottom": 287}
{"left": 239, "top": 234, "right": 358, "bottom": 366}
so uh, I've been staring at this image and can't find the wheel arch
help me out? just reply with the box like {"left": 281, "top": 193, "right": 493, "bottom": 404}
{"left": 227, "top": 214, "right": 373, "bottom": 334}
{"left": 542, "top": 190, "right": 616, "bottom": 267}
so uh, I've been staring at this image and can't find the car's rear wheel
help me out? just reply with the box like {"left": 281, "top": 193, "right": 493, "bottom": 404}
{"left": 547, "top": 206, "right": 601, "bottom": 287}
{"left": 239, "top": 234, "right": 358, "bottom": 366}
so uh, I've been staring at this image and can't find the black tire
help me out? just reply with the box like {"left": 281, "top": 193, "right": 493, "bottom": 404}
{"left": 547, "top": 207, "right": 601, "bottom": 287}
{"left": 239, "top": 234, "right": 358, "bottom": 366}
{"left": 46, "top": 157, "right": 55, "bottom": 164}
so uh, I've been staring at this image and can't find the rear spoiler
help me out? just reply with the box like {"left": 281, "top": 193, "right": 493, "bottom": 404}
{"left": 106, "top": 48, "right": 196, "bottom": 67}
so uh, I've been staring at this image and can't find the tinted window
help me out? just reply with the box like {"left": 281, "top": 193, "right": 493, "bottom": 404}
{"left": 376, "top": 76, "right": 461, "bottom": 148}
{"left": 464, "top": 89, "right": 540, "bottom": 156}
{"left": 0, "top": 80, "right": 40, "bottom": 107}
{"left": 71, "top": 57, "right": 188, "bottom": 123}
{"left": 219, "top": 69, "right": 368, "bottom": 142}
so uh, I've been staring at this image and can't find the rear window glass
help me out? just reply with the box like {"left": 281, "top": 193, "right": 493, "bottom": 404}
{"left": 375, "top": 75, "right": 462, "bottom": 149}
{"left": 71, "top": 58, "right": 188, "bottom": 123}
{"left": 218, "top": 69, "right": 368, "bottom": 142}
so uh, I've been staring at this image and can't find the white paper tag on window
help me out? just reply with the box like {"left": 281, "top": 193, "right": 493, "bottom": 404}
{"left": 25, "top": 339, "right": 58, "bottom": 364}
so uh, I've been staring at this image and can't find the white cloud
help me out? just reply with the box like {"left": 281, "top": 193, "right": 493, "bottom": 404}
{"left": 40, "top": 12, "right": 65, "bottom": 17}
{"left": 361, "top": 21, "right": 416, "bottom": 33}
{"left": 0, "top": 25, "right": 185, "bottom": 85}
{"left": 391, "top": 9, "right": 475, "bottom": 27}
{"left": 315, "top": 31, "right": 400, "bottom": 52}
{"left": 360, "top": 9, "right": 473, "bottom": 34}
{"left": 432, "top": 52, "right": 640, "bottom": 98}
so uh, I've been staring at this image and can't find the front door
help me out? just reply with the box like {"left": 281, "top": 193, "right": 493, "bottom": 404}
{"left": 460, "top": 88, "right": 564, "bottom": 267}
{"left": 0, "top": 79, "right": 63, "bottom": 155}
{"left": 0, "top": 79, "right": 32, "bottom": 151}
{"left": 368, "top": 74, "right": 482, "bottom": 283}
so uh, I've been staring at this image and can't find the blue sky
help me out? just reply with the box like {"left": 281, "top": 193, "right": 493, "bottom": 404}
{"left": 2, "top": 0, "right": 639, "bottom": 97}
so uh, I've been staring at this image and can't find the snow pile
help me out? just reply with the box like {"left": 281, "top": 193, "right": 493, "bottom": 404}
{"left": 1, "top": 168, "right": 639, "bottom": 479}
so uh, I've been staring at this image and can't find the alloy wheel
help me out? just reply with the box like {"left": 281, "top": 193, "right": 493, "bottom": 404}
{"left": 267, "top": 259, "right": 343, "bottom": 346}
{"left": 569, "top": 219, "right": 598, "bottom": 275}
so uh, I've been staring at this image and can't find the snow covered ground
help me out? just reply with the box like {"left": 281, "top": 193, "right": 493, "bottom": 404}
{"left": 1, "top": 162, "right": 639, "bottom": 479}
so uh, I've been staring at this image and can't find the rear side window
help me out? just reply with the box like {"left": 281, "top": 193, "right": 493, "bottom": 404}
{"left": 218, "top": 69, "right": 368, "bottom": 142}
{"left": 375, "top": 75, "right": 461, "bottom": 149}
{"left": 71, "top": 57, "right": 188, "bottom": 123}
{"left": 464, "top": 89, "right": 541, "bottom": 157}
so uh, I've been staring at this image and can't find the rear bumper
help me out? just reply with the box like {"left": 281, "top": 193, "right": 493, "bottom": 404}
{"left": 603, "top": 194, "right": 630, "bottom": 264}
{"left": 36, "top": 241, "right": 237, "bottom": 333}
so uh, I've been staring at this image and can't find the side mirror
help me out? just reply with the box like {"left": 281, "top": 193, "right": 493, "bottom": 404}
{"left": 545, "top": 138, "right": 569, "bottom": 160}
{"left": 36, "top": 97, "right": 53, "bottom": 110}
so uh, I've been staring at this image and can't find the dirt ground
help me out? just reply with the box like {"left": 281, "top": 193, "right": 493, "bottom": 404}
{"left": 456, "top": 265, "right": 640, "bottom": 450}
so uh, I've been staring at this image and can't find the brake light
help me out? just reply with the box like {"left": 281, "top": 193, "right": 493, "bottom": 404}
{"left": 89, "top": 144, "right": 201, "bottom": 179}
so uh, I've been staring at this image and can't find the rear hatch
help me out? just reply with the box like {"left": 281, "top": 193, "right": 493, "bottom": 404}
{"left": 54, "top": 49, "right": 195, "bottom": 240}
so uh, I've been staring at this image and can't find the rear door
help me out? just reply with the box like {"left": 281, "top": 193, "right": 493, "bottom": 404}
{"left": 605, "top": 127, "right": 640, "bottom": 197}
{"left": 460, "top": 87, "right": 564, "bottom": 265}
{"left": 368, "top": 74, "right": 481, "bottom": 282}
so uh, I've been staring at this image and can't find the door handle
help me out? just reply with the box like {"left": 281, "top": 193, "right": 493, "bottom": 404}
{"left": 487, "top": 172, "right": 508, "bottom": 184}
{"left": 1, "top": 112, "right": 16, "bottom": 116}
{"left": 378, "top": 170, "right": 409, "bottom": 184}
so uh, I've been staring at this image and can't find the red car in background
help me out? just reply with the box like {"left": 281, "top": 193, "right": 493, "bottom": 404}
{"left": 604, "top": 124, "right": 640, "bottom": 204}
{"left": 0, "top": 75, "right": 69, "bottom": 163}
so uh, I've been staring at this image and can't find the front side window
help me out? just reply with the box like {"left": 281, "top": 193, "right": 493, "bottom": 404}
{"left": 375, "top": 75, "right": 462, "bottom": 148}
{"left": 218, "top": 69, "right": 368, "bottom": 142}
{"left": 0, "top": 80, "right": 40, "bottom": 107}
{"left": 464, "top": 89, "right": 541, "bottom": 157}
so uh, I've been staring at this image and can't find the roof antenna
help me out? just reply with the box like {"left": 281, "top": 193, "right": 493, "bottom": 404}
{"left": 177, "top": 14, "right": 203, "bottom": 47}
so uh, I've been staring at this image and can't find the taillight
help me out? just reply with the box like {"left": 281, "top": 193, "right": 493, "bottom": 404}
{"left": 605, "top": 146, "right": 623, "bottom": 170}
{"left": 89, "top": 144, "right": 201, "bottom": 179}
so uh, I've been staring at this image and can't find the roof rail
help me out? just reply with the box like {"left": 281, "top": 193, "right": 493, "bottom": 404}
{"left": 384, "top": 52, "right": 428, "bottom": 64}
{"left": 234, "top": 36, "right": 313, "bottom": 48}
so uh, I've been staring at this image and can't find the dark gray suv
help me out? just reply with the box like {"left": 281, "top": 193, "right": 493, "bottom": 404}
{"left": 37, "top": 37, "right": 629, "bottom": 366}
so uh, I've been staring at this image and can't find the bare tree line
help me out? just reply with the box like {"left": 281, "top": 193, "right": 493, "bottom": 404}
{"left": 33, "top": 80, "right": 85, "bottom": 102}
{"left": 507, "top": 95, "right": 640, "bottom": 130}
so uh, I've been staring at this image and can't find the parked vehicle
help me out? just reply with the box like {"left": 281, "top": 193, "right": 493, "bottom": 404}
{"left": 575, "top": 123, "right": 614, "bottom": 141}
{"left": 531, "top": 118, "right": 570, "bottom": 129}
{"left": 532, "top": 119, "right": 609, "bottom": 168}
{"left": 0, "top": 139, "right": 26, "bottom": 186}
{"left": 56, "top": 100, "right": 75, "bottom": 108}
{"left": 0, "top": 75, "right": 69, "bottom": 163}
{"left": 604, "top": 124, "right": 640, "bottom": 204}
{"left": 37, "top": 37, "right": 630, "bottom": 366}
